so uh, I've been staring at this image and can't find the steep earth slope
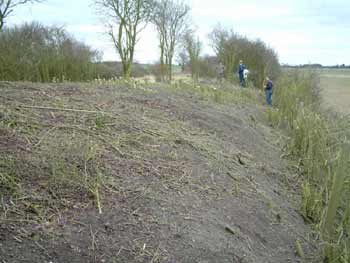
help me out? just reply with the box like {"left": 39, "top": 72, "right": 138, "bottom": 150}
{"left": 0, "top": 81, "right": 317, "bottom": 262}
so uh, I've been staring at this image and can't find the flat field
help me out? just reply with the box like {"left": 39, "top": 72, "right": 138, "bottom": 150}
{"left": 319, "top": 69, "right": 350, "bottom": 114}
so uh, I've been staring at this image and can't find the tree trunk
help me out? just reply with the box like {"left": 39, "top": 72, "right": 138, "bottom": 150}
{"left": 167, "top": 49, "right": 174, "bottom": 81}
{"left": 122, "top": 61, "right": 130, "bottom": 79}
{"left": 160, "top": 44, "right": 165, "bottom": 82}
{"left": 168, "top": 60, "right": 172, "bottom": 81}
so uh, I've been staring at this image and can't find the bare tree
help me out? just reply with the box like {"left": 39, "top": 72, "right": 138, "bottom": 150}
{"left": 0, "top": 0, "right": 42, "bottom": 30}
{"left": 151, "top": 0, "right": 166, "bottom": 81}
{"left": 152, "top": 0, "right": 189, "bottom": 81}
{"left": 176, "top": 49, "right": 188, "bottom": 72}
{"left": 95, "top": 0, "right": 152, "bottom": 78}
{"left": 183, "top": 30, "right": 201, "bottom": 81}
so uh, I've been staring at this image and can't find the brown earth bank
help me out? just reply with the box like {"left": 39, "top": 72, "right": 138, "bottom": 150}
{"left": 0, "top": 81, "right": 318, "bottom": 263}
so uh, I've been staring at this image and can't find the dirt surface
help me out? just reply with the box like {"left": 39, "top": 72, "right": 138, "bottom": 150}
{"left": 0, "top": 81, "right": 318, "bottom": 262}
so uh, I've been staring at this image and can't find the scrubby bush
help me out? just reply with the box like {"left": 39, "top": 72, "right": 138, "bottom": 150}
{"left": 198, "top": 55, "right": 219, "bottom": 79}
{"left": 0, "top": 22, "right": 100, "bottom": 82}
{"left": 131, "top": 63, "right": 150, "bottom": 78}
{"left": 182, "top": 30, "right": 202, "bottom": 81}
{"left": 209, "top": 25, "right": 280, "bottom": 87}
{"left": 149, "top": 63, "right": 164, "bottom": 82}
{"left": 93, "top": 61, "right": 149, "bottom": 80}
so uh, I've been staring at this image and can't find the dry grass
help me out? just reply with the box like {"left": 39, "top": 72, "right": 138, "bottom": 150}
{"left": 0, "top": 79, "right": 256, "bottom": 227}
{"left": 0, "top": 80, "right": 319, "bottom": 262}
{"left": 270, "top": 69, "right": 350, "bottom": 262}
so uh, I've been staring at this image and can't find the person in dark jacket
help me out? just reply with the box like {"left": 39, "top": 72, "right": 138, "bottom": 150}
{"left": 265, "top": 76, "right": 273, "bottom": 106}
{"left": 237, "top": 60, "right": 246, "bottom": 87}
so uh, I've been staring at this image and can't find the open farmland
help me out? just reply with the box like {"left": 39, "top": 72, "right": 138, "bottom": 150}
{"left": 319, "top": 69, "right": 350, "bottom": 114}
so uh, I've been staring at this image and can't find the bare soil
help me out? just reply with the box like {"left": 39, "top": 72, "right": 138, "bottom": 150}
{"left": 0, "top": 81, "right": 318, "bottom": 263}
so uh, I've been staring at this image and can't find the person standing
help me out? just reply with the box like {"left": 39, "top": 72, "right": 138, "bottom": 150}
{"left": 217, "top": 62, "right": 225, "bottom": 82}
{"left": 237, "top": 60, "right": 246, "bottom": 87}
{"left": 265, "top": 76, "right": 273, "bottom": 106}
{"left": 243, "top": 68, "right": 249, "bottom": 86}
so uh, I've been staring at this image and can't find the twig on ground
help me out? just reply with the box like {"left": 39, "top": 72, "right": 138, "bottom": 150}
{"left": 13, "top": 236, "right": 22, "bottom": 243}
{"left": 225, "top": 225, "right": 236, "bottom": 235}
{"left": 50, "top": 124, "right": 126, "bottom": 157}
{"left": 33, "top": 127, "right": 57, "bottom": 148}
{"left": 34, "top": 240, "right": 51, "bottom": 258}
{"left": 17, "top": 105, "right": 110, "bottom": 115}
{"left": 90, "top": 225, "right": 98, "bottom": 251}
{"left": 0, "top": 218, "right": 37, "bottom": 224}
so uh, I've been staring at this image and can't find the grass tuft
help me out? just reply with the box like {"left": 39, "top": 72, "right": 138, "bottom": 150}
{"left": 272, "top": 69, "right": 350, "bottom": 262}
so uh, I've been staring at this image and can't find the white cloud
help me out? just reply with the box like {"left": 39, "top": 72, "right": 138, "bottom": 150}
{"left": 67, "top": 24, "right": 105, "bottom": 34}
{"left": 6, "top": 0, "right": 350, "bottom": 65}
{"left": 191, "top": 0, "right": 292, "bottom": 22}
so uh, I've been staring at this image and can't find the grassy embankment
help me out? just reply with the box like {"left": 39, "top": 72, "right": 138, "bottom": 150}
{"left": 4, "top": 74, "right": 345, "bottom": 261}
{"left": 269, "top": 69, "right": 350, "bottom": 262}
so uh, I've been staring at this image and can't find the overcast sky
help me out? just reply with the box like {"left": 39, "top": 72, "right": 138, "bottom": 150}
{"left": 8, "top": 0, "right": 350, "bottom": 65}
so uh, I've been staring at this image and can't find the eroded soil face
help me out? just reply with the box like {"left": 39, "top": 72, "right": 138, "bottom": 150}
{"left": 0, "top": 82, "right": 317, "bottom": 262}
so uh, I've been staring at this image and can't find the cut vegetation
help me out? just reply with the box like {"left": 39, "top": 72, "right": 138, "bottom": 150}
{"left": 1, "top": 80, "right": 318, "bottom": 262}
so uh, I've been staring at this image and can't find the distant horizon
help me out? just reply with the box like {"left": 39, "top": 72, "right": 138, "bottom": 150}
{"left": 99, "top": 60, "right": 350, "bottom": 68}
{"left": 8, "top": 0, "right": 350, "bottom": 65}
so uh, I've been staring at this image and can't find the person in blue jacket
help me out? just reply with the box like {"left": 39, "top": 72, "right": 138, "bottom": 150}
{"left": 237, "top": 60, "right": 246, "bottom": 87}
{"left": 265, "top": 76, "right": 273, "bottom": 106}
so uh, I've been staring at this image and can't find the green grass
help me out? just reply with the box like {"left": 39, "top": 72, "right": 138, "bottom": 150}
{"left": 270, "top": 69, "right": 350, "bottom": 262}
{"left": 170, "top": 79, "right": 260, "bottom": 105}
